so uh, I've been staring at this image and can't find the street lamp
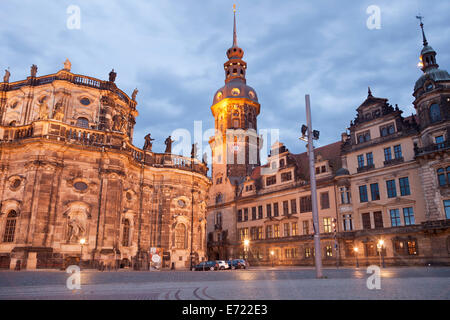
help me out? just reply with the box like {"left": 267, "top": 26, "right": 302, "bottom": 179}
{"left": 270, "top": 250, "right": 274, "bottom": 268}
{"left": 299, "top": 94, "right": 324, "bottom": 279}
{"left": 353, "top": 247, "right": 359, "bottom": 268}
{"left": 377, "top": 239, "right": 385, "bottom": 268}
{"left": 79, "top": 238, "right": 86, "bottom": 266}
{"left": 243, "top": 239, "right": 250, "bottom": 259}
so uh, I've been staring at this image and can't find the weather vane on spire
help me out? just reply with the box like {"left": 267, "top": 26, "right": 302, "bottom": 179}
{"left": 415, "top": 14, "right": 428, "bottom": 46}
{"left": 232, "top": 4, "right": 237, "bottom": 47}
{"left": 233, "top": 4, "right": 236, "bottom": 13}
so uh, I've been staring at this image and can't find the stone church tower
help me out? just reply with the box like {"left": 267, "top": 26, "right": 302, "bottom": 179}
{"left": 207, "top": 8, "right": 262, "bottom": 259}
{"left": 208, "top": 8, "right": 261, "bottom": 184}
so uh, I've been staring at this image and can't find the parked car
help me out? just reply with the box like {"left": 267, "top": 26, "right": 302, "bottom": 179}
{"left": 216, "top": 260, "right": 230, "bottom": 270}
{"left": 193, "top": 261, "right": 218, "bottom": 271}
{"left": 227, "top": 259, "right": 249, "bottom": 269}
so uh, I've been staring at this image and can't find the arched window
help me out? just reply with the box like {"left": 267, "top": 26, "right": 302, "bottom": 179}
{"left": 9, "top": 121, "right": 16, "bottom": 127}
{"left": 429, "top": 104, "right": 442, "bottom": 123}
{"left": 121, "top": 219, "right": 130, "bottom": 247}
{"left": 175, "top": 224, "right": 187, "bottom": 249}
{"left": 3, "top": 210, "right": 18, "bottom": 243}
{"left": 215, "top": 193, "right": 223, "bottom": 204}
{"left": 76, "top": 117, "right": 89, "bottom": 128}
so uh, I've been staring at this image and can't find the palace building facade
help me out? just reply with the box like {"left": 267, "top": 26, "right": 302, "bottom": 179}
{"left": 0, "top": 61, "right": 210, "bottom": 270}
{"left": 206, "top": 16, "right": 450, "bottom": 266}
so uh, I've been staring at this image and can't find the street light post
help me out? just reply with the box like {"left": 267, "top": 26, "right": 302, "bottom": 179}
{"left": 377, "top": 239, "right": 386, "bottom": 268}
{"left": 79, "top": 238, "right": 86, "bottom": 267}
{"left": 353, "top": 247, "right": 359, "bottom": 268}
{"left": 270, "top": 250, "right": 274, "bottom": 268}
{"left": 300, "top": 94, "right": 324, "bottom": 279}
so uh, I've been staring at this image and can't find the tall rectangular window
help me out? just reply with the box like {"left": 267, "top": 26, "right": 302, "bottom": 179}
{"left": 303, "top": 220, "right": 309, "bottom": 235}
{"left": 366, "top": 152, "right": 373, "bottom": 166}
{"left": 258, "top": 206, "right": 263, "bottom": 219}
{"left": 373, "top": 211, "right": 383, "bottom": 229}
{"left": 357, "top": 154, "right": 365, "bottom": 168}
{"left": 292, "top": 222, "right": 298, "bottom": 236}
{"left": 273, "top": 225, "right": 280, "bottom": 238}
{"left": 283, "top": 201, "right": 289, "bottom": 215}
{"left": 403, "top": 207, "right": 415, "bottom": 225}
{"left": 237, "top": 209, "right": 242, "bottom": 222}
{"left": 390, "top": 209, "right": 401, "bottom": 227}
{"left": 251, "top": 227, "right": 258, "bottom": 240}
{"left": 257, "top": 227, "right": 263, "bottom": 239}
{"left": 266, "top": 175, "right": 277, "bottom": 186}
{"left": 244, "top": 208, "right": 248, "bottom": 221}
{"left": 362, "top": 213, "right": 371, "bottom": 229}
{"left": 266, "top": 225, "right": 273, "bottom": 239}
{"left": 343, "top": 214, "right": 353, "bottom": 231}
{"left": 273, "top": 203, "right": 279, "bottom": 217}
{"left": 323, "top": 217, "right": 332, "bottom": 233}
{"left": 340, "top": 187, "right": 351, "bottom": 204}
{"left": 359, "top": 185, "right": 368, "bottom": 203}
{"left": 300, "top": 196, "right": 312, "bottom": 213}
{"left": 320, "top": 192, "right": 330, "bottom": 209}
{"left": 399, "top": 177, "right": 411, "bottom": 196}
{"left": 445, "top": 200, "right": 450, "bottom": 219}
{"left": 266, "top": 204, "right": 272, "bottom": 217}
{"left": 384, "top": 147, "right": 392, "bottom": 161}
{"left": 283, "top": 223, "right": 290, "bottom": 237}
{"left": 251, "top": 207, "right": 257, "bottom": 220}
{"left": 386, "top": 180, "right": 397, "bottom": 198}
{"left": 370, "top": 183, "right": 380, "bottom": 201}
{"left": 290, "top": 199, "right": 297, "bottom": 214}
{"left": 394, "top": 145, "right": 402, "bottom": 159}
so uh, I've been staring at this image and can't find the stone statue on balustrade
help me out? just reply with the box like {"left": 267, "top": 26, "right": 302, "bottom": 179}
{"left": 109, "top": 69, "right": 117, "bottom": 82}
{"left": 63, "top": 58, "right": 71, "bottom": 72}
{"left": 191, "top": 143, "right": 198, "bottom": 159}
{"left": 132, "top": 88, "right": 138, "bottom": 101}
{"left": 164, "top": 136, "right": 174, "bottom": 153}
{"left": 143, "top": 133, "right": 155, "bottom": 152}
{"left": 30, "top": 64, "right": 38, "bottom": 77}
{"left": 3, "top": 69, "right": 10, "bottom": 83}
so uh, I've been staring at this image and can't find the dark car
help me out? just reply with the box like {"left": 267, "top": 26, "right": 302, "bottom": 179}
{"left": 227, "top": 259, "right": 249, "bottom": 269}
{"left": 193, "top": 261, "right": 218, "bottom": 271}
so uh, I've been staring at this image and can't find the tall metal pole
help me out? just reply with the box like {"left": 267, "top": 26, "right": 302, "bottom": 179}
{"left": 190, "top": 148, "right": 195, "bottom": 270}
{"left": 305, "top": 94, "right": 324, "bottom": 279}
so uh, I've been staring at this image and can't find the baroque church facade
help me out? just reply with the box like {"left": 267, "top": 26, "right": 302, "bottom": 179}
{"left": 206, "top": 16, "right": 450, "bottom": 266}
{"left": 0, "top": 61, "right": 210, "bottom": 270}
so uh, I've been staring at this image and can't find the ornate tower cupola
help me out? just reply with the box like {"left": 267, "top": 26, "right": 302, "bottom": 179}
{"left": 418, "top": 18, "right": 439, "bottom": 72}
{"left": 224, "top": 6, "right": 247, "bottom": 83}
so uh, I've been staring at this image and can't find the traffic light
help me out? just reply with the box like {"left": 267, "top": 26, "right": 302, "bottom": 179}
{"left": 301, "top": 124, "right": 308, "bottom": 136}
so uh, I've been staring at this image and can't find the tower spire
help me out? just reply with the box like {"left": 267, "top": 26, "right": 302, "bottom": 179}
{"left": 416, "top": 15, "right": 428, "bottom": 46}
{"left": 233, "top": 4, "right": 237, "bottom": 47}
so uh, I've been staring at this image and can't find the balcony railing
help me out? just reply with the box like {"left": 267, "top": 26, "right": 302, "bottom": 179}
{"left": 357, "top": 163, "right": 375, "bottom": 173}
{"left": 0, "top": 120, "right": 208, "bottom": 176}
{"left": 383, "top": 157, "right": 404, "bottom": 167}
{"left": 415, "top": 141, "right": 450, "bottom": 156}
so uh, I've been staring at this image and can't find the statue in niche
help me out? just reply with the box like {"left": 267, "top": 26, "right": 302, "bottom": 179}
{"left": 67, "top": 216, "right": 85, "bottom": 242}
{"left": 112, "top": 114, "right": 124, "bottom": 131}
{"left": 3, "top": 69, "right": 10, "bottom": 83}
{"left": 53, "top": 100, "right": 65, "bottom": 121}
{"left": 132, "top": 88, "right": 138, "bottom": 101}
{"left": 164, "top": 136, "right": 174, "bottom": 153}
{"left": 143, "top": 133, "right": 155, "bottom": 151}
{"left": 38, "top": 97, "right": 49, "bottom": 120}
{"left": 30, "top": 64, "right": 38, "bottom": 77}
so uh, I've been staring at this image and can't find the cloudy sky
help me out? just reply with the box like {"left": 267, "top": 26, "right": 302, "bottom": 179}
{"left": 1, "top": 0, "right": 449, "bottom": 163}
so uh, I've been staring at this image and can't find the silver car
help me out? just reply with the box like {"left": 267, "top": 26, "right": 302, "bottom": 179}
{"left": 216, "top": 260, "right": 230, "bottom": 270}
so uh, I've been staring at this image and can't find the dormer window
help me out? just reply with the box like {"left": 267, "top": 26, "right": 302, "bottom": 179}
{"left": 380, "top": 123, "right": 395, "bottom": 137}
{"left": 281, "top": 171, "right": 292, "bottom": 182}
{"left": 357, "top": 131, "right": 371, "bottom": 143}
{"left": 279, "top": 159, "right": 285, "bottom": 167}
{"left": 266, "top": 176, "right": 276, "bottom": 186}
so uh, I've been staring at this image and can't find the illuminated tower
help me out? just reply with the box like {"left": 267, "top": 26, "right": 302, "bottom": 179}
{"left": 209, "top": 6, "right": 261, "bottom": 185}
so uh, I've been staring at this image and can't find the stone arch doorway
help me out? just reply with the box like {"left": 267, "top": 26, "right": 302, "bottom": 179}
{"left": 120, "top": 258, "right": 130, "bottom": 269}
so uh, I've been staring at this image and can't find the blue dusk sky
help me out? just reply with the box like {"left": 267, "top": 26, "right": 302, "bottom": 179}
{"left": 1, "top": 0, "right": 449, "bottom": 163}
